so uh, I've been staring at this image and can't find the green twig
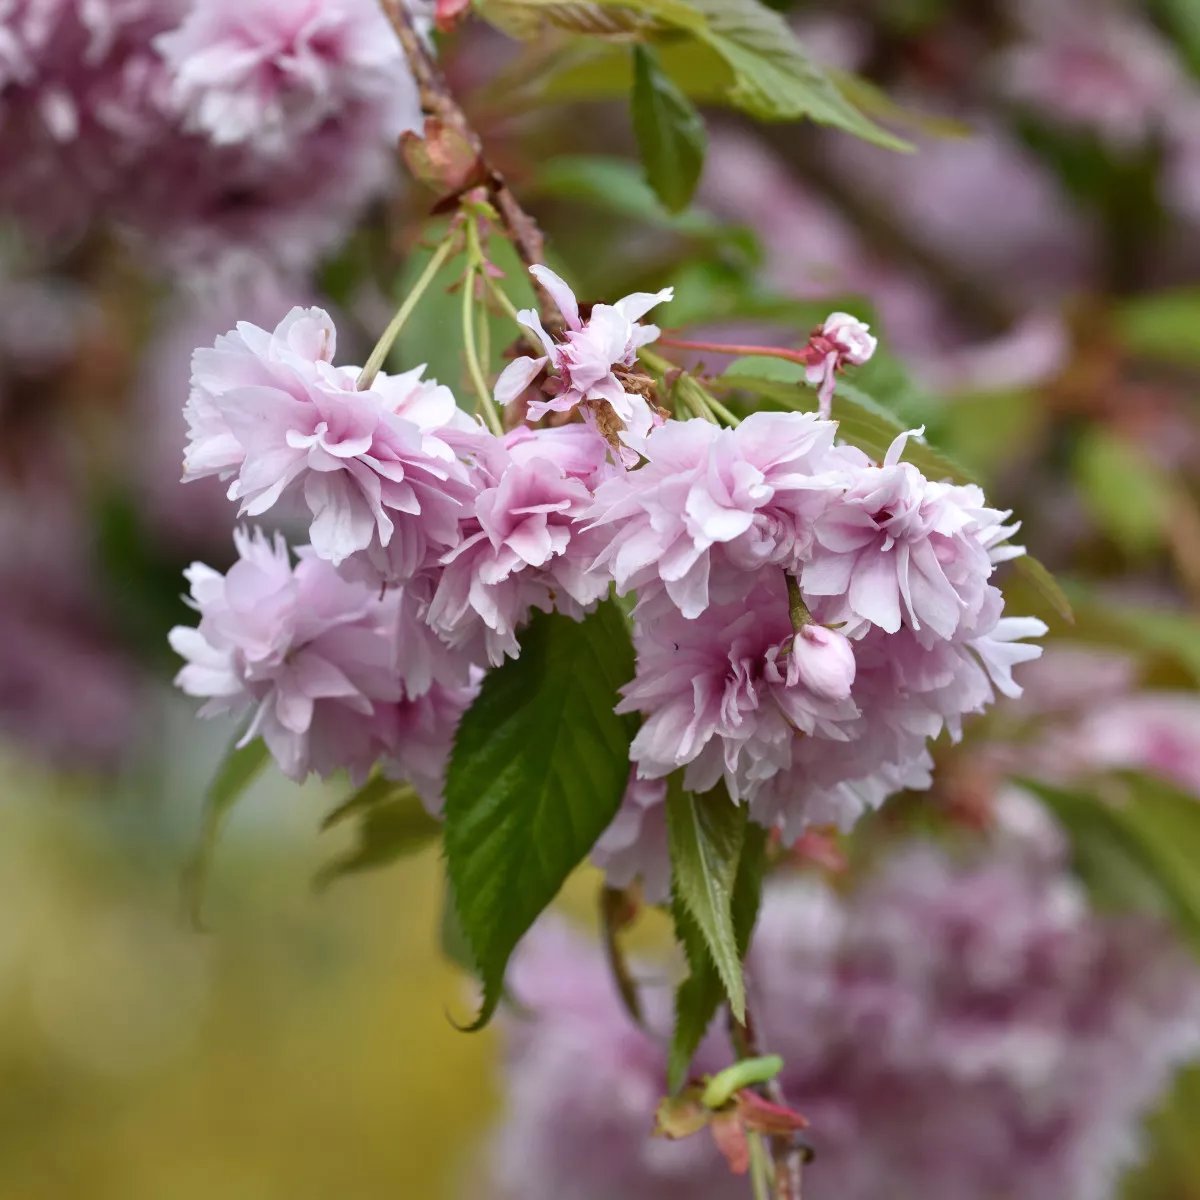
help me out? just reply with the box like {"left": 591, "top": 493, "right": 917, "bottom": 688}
{"left": 462, "top": 261, "right": 504, "bottom": 436}
{"left": 748, "top": 1133, "right": 773, "bottom": 1200}
{"left": 359, "top": 235, "right": 457, "bottom": 391}
{"left": 785, "top": 573, "right": 812, "bottom": 633}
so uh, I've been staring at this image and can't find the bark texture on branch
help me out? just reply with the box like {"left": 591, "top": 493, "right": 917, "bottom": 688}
{"left": 379, "top": 1, "right": 548, "bottom": 282}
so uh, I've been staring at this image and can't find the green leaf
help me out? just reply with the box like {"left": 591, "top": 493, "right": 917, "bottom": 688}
{"left": 443, "top": 603, "right": 636, "bottom": 1028}
{"left": 320, "top": 772, "right": 399, "bottom": 830}
{"left": 1024, "top": 773, "right": 1200, "bottom": 958}
{"left": 440, "top": 879, "right": 477, "bottom": 976}
{"left": 1011, "top": 556, "right": 1074, "bottom": 627}
{"left": 683, "top": 0, "right": 907, "bottom": 146}
{"left": 1154, "top": 0, "right": 1200, "bottom": 77}
{"left": 667, "top": 779, "right": 747, "bottom": 1021}
{"left": 476, "top": 0, "right": 906, "bottom": 148}
{"left": 1074, "top": 428, "right": 1172, "bottom": 555}
{"left": 830, "top": 69, "right": 972, "bottom": 139}
{"left": 1057, "top": 583, "right": 1200, "bottom": 686}
{"left": 668, "top": 820, "right": 766, "bottom": 1091}
{"left": 1117, "top": 286, "right": 1200, "bottom": 366}
{"left": 631, "top": 45, "right": 707, "bottom": 213}
{"left": 534, "top": 155, "right": 756, "bottom": 257}
{"left": 183, "top": 735, "right": 268, "bottom": 927}
{"left": 313, "top": 786, "right": 440, "bottom": 892}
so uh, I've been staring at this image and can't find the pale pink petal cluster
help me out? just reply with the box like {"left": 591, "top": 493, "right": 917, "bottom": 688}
{"left": 619, "top": 574, "right": 1042, "bottom": 838}
{"left": 169, "top": 527, "right": 472, "bottom": 792}
{"left": 1000, "top": 0, "right": 1184, "bottom": 151}
{"left": 182, "top": 306, "right": 481, "bottom": 582}
{"left": 156, "top": 0, "right": 416, "bottom": 155}
{"left": 0, "top": 0, "right": 421, "bottom": 274}
{"left": 620, "top": 578, "right": 861, "bottom": 806}
{"left": 597, "top": 412, "right": 1042, "bottom": 838}
{"left": 426, "top": 424, "right": 615, "bottom": 665}
{"left": 590, "top": 412, "right": 839, "bottom": 618}
{"left": 801, "top": 431, "right": 1023, "bottom": 641}
{"left": 494, "top": 266, "right": 672, "bottom": 450}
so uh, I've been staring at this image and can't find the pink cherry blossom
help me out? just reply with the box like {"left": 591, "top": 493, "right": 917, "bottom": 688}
{"left": 426, "top": 427, "right": 611, "bottom": 665}
{"left": 800, "top": 430, "right": 1020, "bottom": 641}
{"left": 1000, "top": 0, "right": 1184, "bottom": 151}
{"left": 749, "top": 601, "right": 1046, "bottom": 837}
{"left": 590, "top": 411, "right": 841, "bottom": 619}
{"left": 618, "top": 577, "right": 861, "bottom": 804}
{"left": 0, "top": 0, "right": 420, "bottom": 276}
{"left": 169, "top": 528, "right": 407, "bottom": 782}
{"left": 493, "top": 265, "right": 672, "bottom": 448}
{"left": 380, "top": 677, "right": 480, "bottom": 815}
{"left": 155, "top": 0, "right": 418, "bottom": 155}
{"left": 802, "top": 310, "right": 877, "bottom": 417}
{"left": 1068, "top": 693, "right": 1200, "bottom": 795}
{"left": 182, "top": 306, "right": 481, "bottom": 582}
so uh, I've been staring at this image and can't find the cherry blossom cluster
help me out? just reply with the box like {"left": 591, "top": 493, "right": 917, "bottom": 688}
{"left": 0, "top": 0, "right": 419, "bottom": 274}
{"left": 171, "top": 266, "right": 1044, "bottom": 840}
{"left": 591, "top": 409, "right": 1044, "bottom": 850}
{"left": 484, "top": 839, "right": 1200, "bottom": 1200}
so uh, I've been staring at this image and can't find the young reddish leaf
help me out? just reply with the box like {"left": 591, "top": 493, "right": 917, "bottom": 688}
{"left": 710, "top": 1110, "right": 750, "bottom": 1175}
{"left": 736, "top": 1089, "right": 809, "bottom": 1136}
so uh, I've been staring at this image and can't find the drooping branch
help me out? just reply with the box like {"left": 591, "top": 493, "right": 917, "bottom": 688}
{"left": 379, "top": 1, "right": 548, "bottom": 289}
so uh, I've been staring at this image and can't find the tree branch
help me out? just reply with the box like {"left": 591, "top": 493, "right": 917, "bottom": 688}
{"left": 379, "top": 2, "right": 549, "bottom": 289}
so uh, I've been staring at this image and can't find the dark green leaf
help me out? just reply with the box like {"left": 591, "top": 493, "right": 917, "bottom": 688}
{"left": 1023, "top": 773, "right": 1200, "bottom": 958}
{"left": 668, "top": 820, "right": 766, "bottom": 1091}
{"left": 631, "top": 45, "right": 707, "bottom": 212}
{"left": 443, "top": 603, "right": 636, "bottom": 1029}
{"left": 313, "top": 787, "right": 440, "bottom": 892}
{"left": 183, "top": 734, "right": 268, "bottom": 927}
{"left": 440, "top": 879, "right": 477, "bottom": 975}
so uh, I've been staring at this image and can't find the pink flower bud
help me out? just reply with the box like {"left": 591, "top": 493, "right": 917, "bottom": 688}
{"left": 821, "top": 311, "right": 877, "bottom": 366}
{"left": 787, "top": 624, "right": 856, "bottom": 700}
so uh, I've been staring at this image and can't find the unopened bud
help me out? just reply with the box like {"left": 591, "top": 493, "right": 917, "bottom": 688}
{"left": 787, "top": 624, "right": 856, "bottom": 700}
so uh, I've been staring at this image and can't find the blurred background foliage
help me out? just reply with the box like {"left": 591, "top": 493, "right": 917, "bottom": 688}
{"left": 4, "top": 0, "right": 1200, "bottom": 1195}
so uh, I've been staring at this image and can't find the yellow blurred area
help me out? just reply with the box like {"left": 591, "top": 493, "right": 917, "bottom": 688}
{"left": 0, "top": 747, "right": 497, "bottom": 1200}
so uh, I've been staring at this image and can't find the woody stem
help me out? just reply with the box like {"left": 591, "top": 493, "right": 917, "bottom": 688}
{"left": 378, "top": 0, "right": 556, "bottom": 325}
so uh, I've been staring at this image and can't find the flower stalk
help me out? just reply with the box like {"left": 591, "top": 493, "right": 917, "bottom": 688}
{"left": 358, "top": 233, "right": 457, "bottom": 391}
